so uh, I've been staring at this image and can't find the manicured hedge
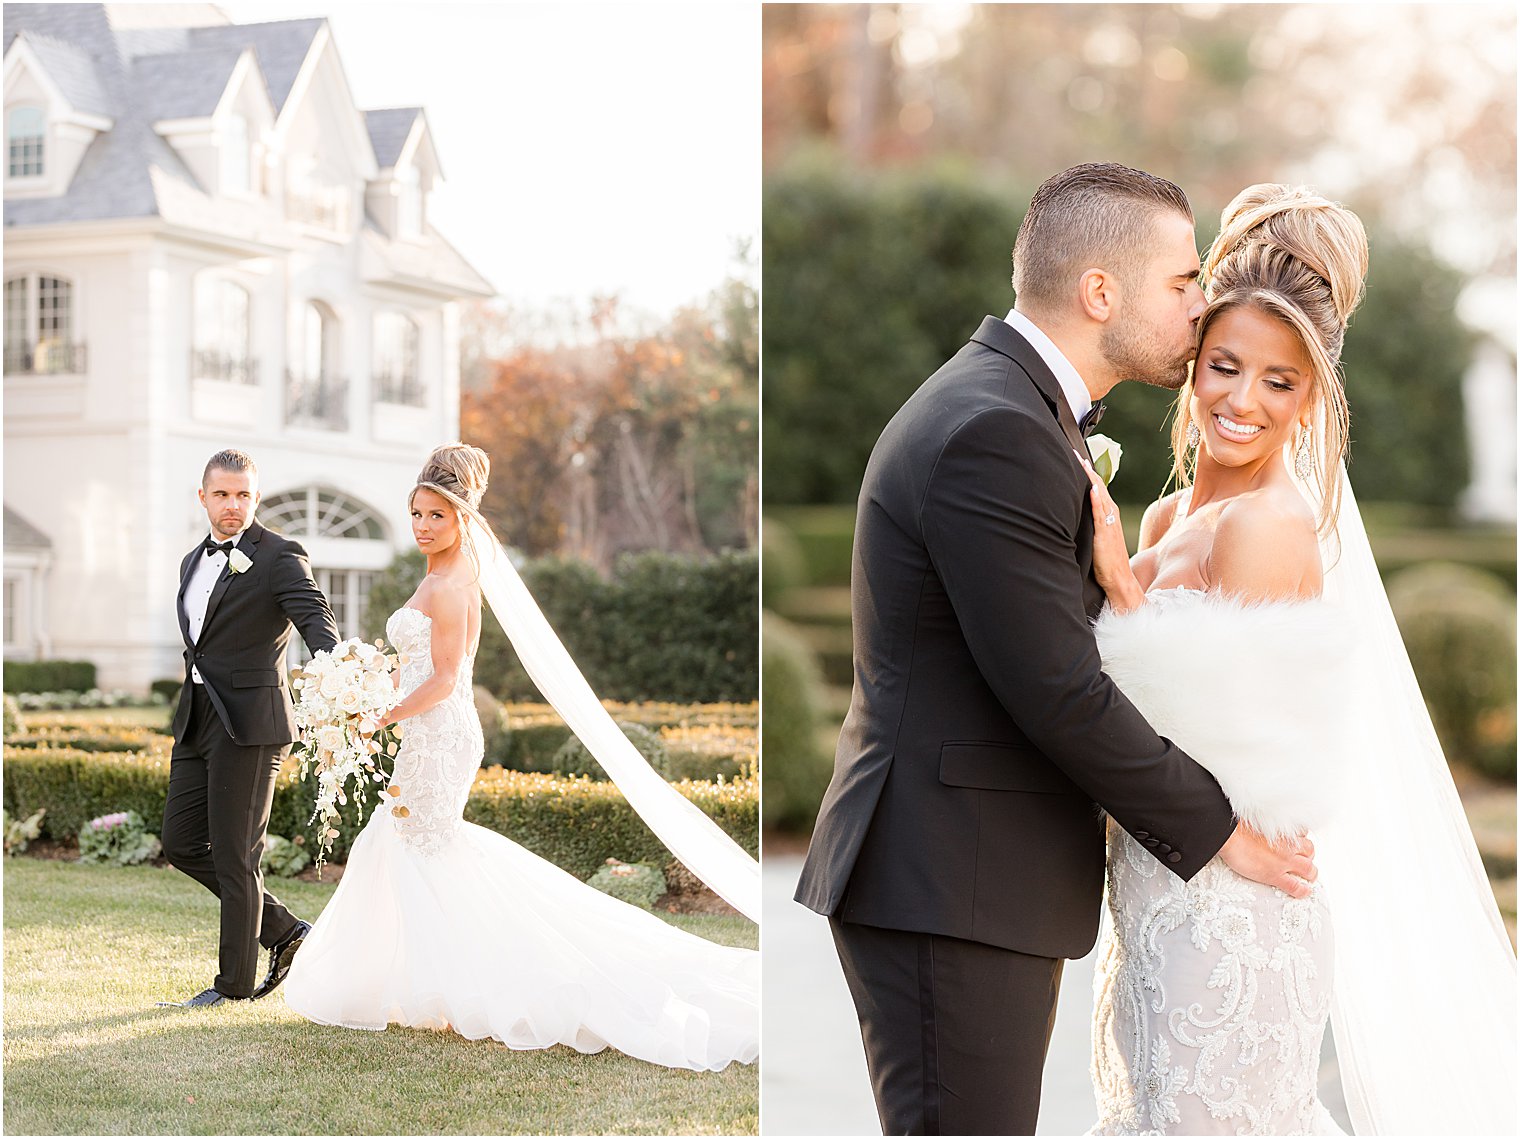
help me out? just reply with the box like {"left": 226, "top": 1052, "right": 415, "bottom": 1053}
{"left": 3, "top": 660, "right": 96, "bottom": 694}
{"left": 364, "top": 549, "right": 758, "bottom": 703}
{"left": 3, "top": 747, "right": 758, "bottom": 877}
{"left": 492, "top": 701, "right": 758, "bottom": 782}
{"left": 5, "top": 727, "right": 169, "bottom": 754}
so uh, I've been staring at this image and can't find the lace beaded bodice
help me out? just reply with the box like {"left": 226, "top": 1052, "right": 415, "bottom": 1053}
{"left": 382, "top": 606, "right": 483, "bottom": 855}
{"left": 1089, "top": 587, "right": 1342, "bottom": 1136}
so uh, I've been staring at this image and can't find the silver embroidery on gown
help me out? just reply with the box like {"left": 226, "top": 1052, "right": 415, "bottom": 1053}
{"left": 1090, "top": 589, "right": 1343, "bottom": 1136}
{"left": 283, "top": 607, "right": 758, "bottom": 1071}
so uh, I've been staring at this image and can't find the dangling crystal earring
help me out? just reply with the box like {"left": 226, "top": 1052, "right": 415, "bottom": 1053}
{"left": 1185, "top": 421, "right": 1200, "bottom": 449}
{"left": 1294, "top": 426, "right": 1314, "bottom": 480}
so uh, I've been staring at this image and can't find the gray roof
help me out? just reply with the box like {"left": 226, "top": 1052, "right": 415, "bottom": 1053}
{"left": 16, "top": 30, "right": 114, "bottom": 118}
{"left": 4, "top": 4, "right": 161, "bottom": 224}
{"left": 131, "top": 45, "right": 246, "bottom": 123}
{"left": 2, "top": 4, "right": 489, "bottom": 299}
{"left": 364, "top": 107, "right": 421, "bottom": 169}
{"left": 185, "top": 18, "right": 323, "bottom": 114}
{"left": 3, "top": 505, "right": 52, "bottom": 550}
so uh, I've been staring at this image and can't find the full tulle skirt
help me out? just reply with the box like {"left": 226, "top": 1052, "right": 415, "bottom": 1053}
{"left": 283, "top": 805, "right": 758, "bottom": 1072}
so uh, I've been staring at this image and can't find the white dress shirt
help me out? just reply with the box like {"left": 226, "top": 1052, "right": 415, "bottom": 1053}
{"left": 1003, "top": 307, "right": 1093, "bottom": 426}
{"left": 184, "top": 531, "right": 243, "bottom": 684}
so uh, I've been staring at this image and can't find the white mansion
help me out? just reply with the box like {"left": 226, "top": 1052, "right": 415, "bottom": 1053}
{"left": 3, "top": 3, "right": 492, "bottom": 689}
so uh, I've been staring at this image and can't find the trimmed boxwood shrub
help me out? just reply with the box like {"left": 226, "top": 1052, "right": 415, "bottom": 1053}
{"left": 550, "top": 721, "right": 669, "bottom": 780}
{"left": 1388, "top": 563, "right": 1517, "bottom": 781}
{"left": 4, "top": 747, "right": 758, "bottom": 875}
{"left": 5, "top": 727, "right": 170, "bottom": 754}
{"left": 3, "top": 660, "right": 96, "bottom": 694}
{"left": 464, "top": 768, "right": 758, "bottom": 880}
{"left": 762, "top": 612, "right": 834, "bottom": 832}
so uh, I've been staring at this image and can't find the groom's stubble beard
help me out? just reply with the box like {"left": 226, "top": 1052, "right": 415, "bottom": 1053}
{"left": 1100, "top": 308, "right": 1194, "bottom": 392}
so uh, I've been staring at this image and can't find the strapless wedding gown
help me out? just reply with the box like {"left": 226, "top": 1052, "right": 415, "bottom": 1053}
{"left": 1089, "top": 589, "right": 1350, "bottom": 1136}
{"left": 282, "top": 606, "right": 758, "bottom": 1071}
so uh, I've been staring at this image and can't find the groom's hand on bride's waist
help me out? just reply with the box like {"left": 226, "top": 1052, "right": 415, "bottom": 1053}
{"left": 1219, "top": 824, "right": 1317, "bottom": 899}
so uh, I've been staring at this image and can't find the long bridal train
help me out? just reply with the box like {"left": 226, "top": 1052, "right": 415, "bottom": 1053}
{"left": 283, "top": 606, "right": 758, "bottom": 1071}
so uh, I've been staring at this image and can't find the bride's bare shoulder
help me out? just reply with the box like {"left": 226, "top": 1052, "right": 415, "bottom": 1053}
{"left": 1209, "top": 487, "right": 1321, "bottom": 601}
{"left": 1138, "top": 489, "right": 1188, "bottom": 551}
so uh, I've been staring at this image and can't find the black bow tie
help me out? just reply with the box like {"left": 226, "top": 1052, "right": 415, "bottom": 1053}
{"left": 1078, "top": 401, "right": 1106, "bottom": 437}
{"left": 203, "top": 538, "right": 235, "bottom": 557}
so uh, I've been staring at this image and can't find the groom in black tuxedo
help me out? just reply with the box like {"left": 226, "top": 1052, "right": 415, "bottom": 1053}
{"left": 795, "top": 164, "right": 1318, "bottom": 1134}
{"left": 161, "top": 449, "right": 339, "bottom": 1008}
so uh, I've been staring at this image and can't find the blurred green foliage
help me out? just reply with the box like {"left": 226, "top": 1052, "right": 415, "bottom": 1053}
{"left": 763, "top": 161, "right": 1476, "bottom": 512}
{"left": 364, "top": 548, "right": 758, "bottom": 703}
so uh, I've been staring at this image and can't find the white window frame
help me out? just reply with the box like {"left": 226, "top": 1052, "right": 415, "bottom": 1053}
{"left": 3, "top": 271, "right": 82, "bottom": 375}
{"left": 6, "top": 104, "right": 45, "bottom": 180}
{"left": 192, "top": 275, "right": 254, "bottom": 383}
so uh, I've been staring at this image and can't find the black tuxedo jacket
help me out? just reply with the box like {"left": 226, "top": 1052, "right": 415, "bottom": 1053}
{"left": 171, "top": 519, "right": 340, "bottom": 748}
{"left": 795, "top": 317, "right": 1237, "bottom": 959}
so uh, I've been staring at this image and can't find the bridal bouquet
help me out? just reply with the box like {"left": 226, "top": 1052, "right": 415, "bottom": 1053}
{"left": 291, "top": 637, "right": 405, "bottom": 871}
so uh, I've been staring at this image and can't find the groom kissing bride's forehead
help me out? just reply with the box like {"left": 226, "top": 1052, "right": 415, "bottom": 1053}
{"left": 794, "top": 161, "right": 1322, "bottom": 1136}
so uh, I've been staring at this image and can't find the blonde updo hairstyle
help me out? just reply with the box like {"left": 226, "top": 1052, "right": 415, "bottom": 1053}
{"left": 1168, "top": 184, "right": 1368, "bottom": 535}
{"left": 409, "top": 442, "right": 493, "bottom": 570}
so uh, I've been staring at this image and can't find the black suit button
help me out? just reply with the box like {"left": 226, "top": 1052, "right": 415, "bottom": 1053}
{"left": 1156, "top": 843, "right": 1172, "bottom": 854}
{"left": 1134, "top": 831, "right": 1150, "bottom": 839}
{"left": 1166, "top": 852, "right": 1183, "bottom": 863}
{"left": 1144, "top": 837, "right": 1159, "bottom": 847}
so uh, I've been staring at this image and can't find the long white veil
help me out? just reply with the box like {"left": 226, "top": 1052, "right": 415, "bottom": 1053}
{"left": 465, "top": 514, "right": 760, "bottom": 922}
{"left": 1299, "top": 455, "right": 1516, "bottom": 1134}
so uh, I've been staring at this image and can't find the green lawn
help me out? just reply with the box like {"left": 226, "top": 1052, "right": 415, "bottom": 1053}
{"left": 3, "top": 859, "right": 757, "bottom": 1135}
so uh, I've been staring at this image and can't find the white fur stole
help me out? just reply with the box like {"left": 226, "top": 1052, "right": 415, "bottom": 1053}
{"left": 1094, "top": 591, "right": 1353, "bottom": 843}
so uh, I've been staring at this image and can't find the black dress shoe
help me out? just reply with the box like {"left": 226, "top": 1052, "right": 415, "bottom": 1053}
{"left": 157, "top": 987, "right": 241, "bottom": 1008}
{"left": 250, "top": 919, "right": 311, "bottom": 1001}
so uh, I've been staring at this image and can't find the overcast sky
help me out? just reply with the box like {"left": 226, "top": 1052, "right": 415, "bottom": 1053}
{"left": 221, "top": 1, "right": 760, "bottom": 322}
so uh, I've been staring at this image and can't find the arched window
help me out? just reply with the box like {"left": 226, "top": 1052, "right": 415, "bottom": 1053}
{"left": 192, "top": 276, "right": 253, "bottom": 383}
{"left": 259, "top": 487, "right": 385, "bottom": 540}
{"left": 373, "top": 311, "right": 422, "bottom": 405}
{"left": 261, "top": 486, "right": 387, "bottom": 653}
{"left": 3, "top": 273, "right": 82, "bottom": 375}
{"left": 7, "top": 106, "right": 45, "bottom": 178}
{"left": 221, "top": 112, "right": 250, "bottom": 194}
{"left": 288, "top": 301, "right": 345, "bottom": 428}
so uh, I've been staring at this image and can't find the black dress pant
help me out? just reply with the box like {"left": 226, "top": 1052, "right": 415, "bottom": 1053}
{"left": 162, "top": 683, "right": 298, "bottom": 998}
{"left": 830, "top": 917, "right": 1065, "bottom": 1136}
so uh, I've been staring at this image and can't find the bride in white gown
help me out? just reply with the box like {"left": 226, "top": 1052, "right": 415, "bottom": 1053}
{"left": 283, "top": 444, "right": 758, "bottom": 1072}
{"left": 1079, "top": 186, "right": 1515, "bottom": 1134}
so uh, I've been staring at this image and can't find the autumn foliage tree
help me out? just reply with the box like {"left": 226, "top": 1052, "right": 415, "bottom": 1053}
{"left": 459, "top": 264, "right": 757, "bottom": 569}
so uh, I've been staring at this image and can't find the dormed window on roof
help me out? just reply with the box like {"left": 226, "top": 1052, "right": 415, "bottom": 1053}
{"left": 6, "top": 105, "right": 46, "bottom": 178}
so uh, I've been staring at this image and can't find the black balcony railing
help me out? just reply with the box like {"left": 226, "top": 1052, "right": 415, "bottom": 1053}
{"left": 375, "top": 370, "right": 426, "bottom": 407}
{"left": 4, "top": 340, "right": 87, "bottom": 375}
{"left": 285, "top": 370, "right": 348, "bottom": 430}
{"left": 191, "top": 348, "right": 258, "bottom": 385}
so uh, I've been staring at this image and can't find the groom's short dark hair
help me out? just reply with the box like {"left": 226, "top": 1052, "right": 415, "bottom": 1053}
{"left": 1012, "top": 163, "right": 1193, "bottom": 312}
{"left": 203, "top": 448, "right": 258, "bottom": 486}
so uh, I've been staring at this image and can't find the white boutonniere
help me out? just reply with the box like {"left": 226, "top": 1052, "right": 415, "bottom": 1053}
{"left": 227, "top": 549, "right": 253, "bottom": 574}
{"left": 1086, "top": 433, "right": 1123, "bottom": 484}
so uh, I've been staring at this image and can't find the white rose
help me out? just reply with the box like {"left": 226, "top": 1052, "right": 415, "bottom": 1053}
{"left": 1086, "top": 433, "right": 1123, "bottom": 485}
{"left": 336, "top": 688, "right": 364, "bottom": 714}
{"left": 362, "top": 670, "right": 390, "bottom": 694}
{"left": 316, "top": 725, "right": 345, "bottom": 752}
{"left": 307, "top": 697, "right": 332, "bottom": 721}
{"left": 227, "top": 549, "right": 253, "bottom": 574}
{"left": 319, "top": 671, "right": 345, "bottom": 699}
